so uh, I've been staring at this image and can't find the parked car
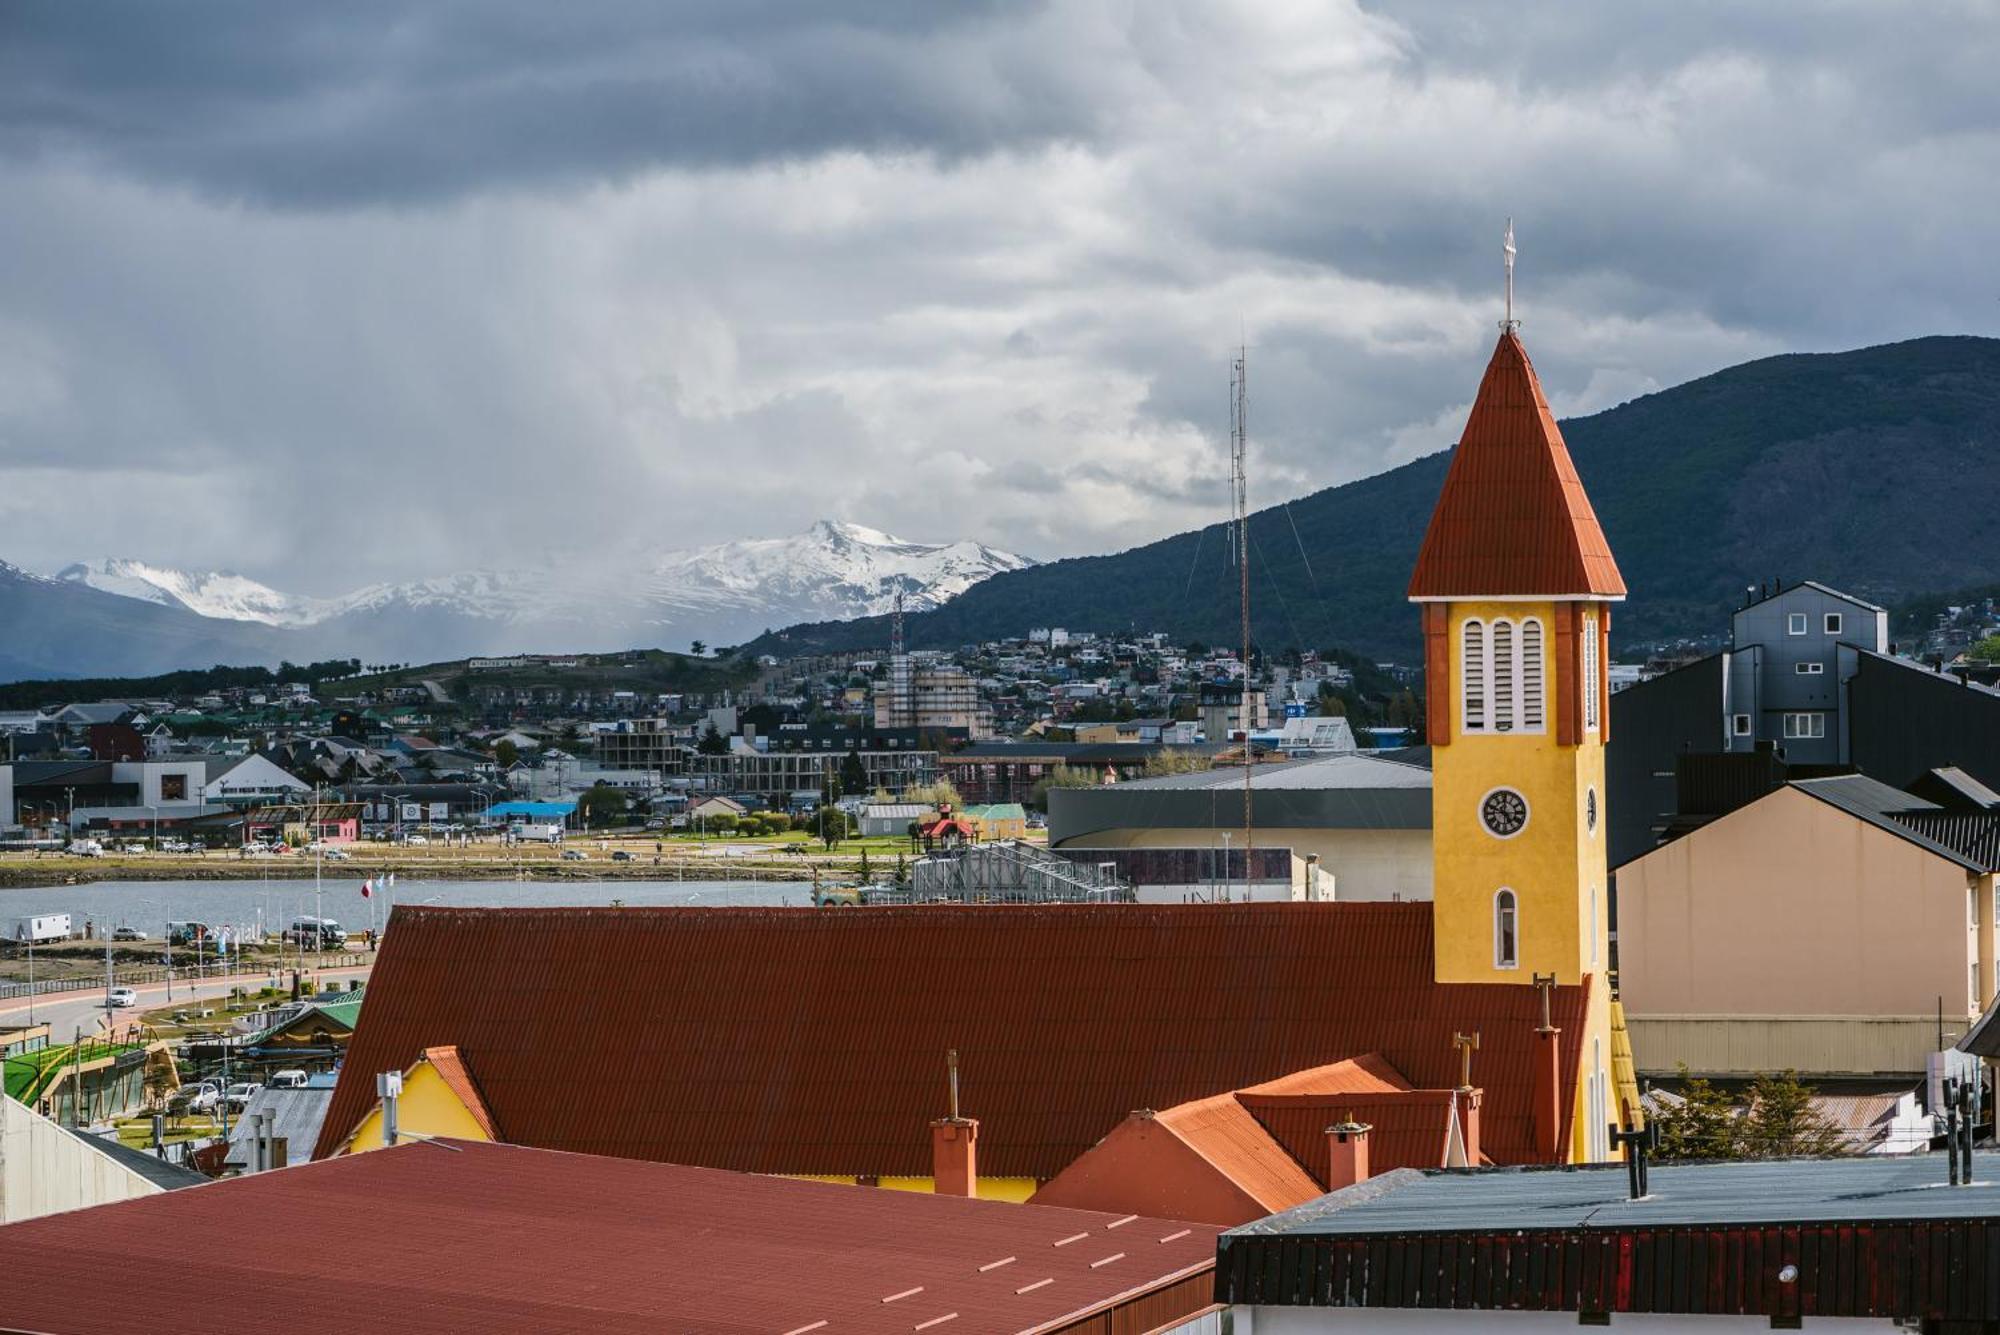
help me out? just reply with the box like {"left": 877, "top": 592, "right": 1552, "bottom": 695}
{"left": 66, "top": 840, "right": 103, "bottom": 857}
{"left": 176, "top": 1081, "right": 222, "bottom": 1114}
{"left": 120, "top": 842, "right": 148, "bottom": 854}
{"left": 223, "top": 1081, "right": 263, "bottom": 1112}
{"left": 560, "top": 849, "right": 587, "bottom": 861}
{"left": 610, "top": 850, "right": 633, "bottom": 862}
{"left": 405, "top": 834, "right": 429, "bottom": 846}
{"left": 268, "top": 1069, "right": 310, "bottom": 1089}
{"left": 110, "top": 925, "right": 145, "bottom": 942}
{"left": 106, "top": 987, "right": 138, "bottom": 1008}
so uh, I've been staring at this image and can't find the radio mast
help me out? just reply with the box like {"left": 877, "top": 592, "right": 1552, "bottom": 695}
{"left": 1230, "top": 346, "right": 1253, "bottom": 901}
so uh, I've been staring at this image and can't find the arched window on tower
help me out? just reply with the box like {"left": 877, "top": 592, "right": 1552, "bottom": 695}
{"left": 1461, "top": 619, "right": 1486, "bottom": 733}
{"left": 1494, "top": 888, "right": 1519, "bottom": 969}
{"left": 1491, "top": 620, "right": 1516, "bottom": 730}
{"left": 1520, "top": 617, "right": 1544, "bottom": 730}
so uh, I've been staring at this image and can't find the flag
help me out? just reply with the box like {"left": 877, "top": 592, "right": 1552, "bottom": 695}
{"left": 361, "top": 879, "right": 373, "bottom": 899}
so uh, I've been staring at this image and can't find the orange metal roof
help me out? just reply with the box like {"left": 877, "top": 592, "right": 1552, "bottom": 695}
{"left": 318, "top": 903, "right": 1589, "bottom": 1177}
{"left": 1407, "top": 330, "right": 1626, "bottom": 600}
{"left": 1235, "top": 1090, "right": 1462, "bottom": 1180}
{"left": 0, "top": 1139, "right": 1220, "bottom": 1335}
{"left": 1154, "top": 1092, "right": 1325, "bottom": 1211}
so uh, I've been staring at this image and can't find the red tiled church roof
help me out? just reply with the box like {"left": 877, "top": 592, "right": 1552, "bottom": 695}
{"left": 318, "top": 903, "right": 1588, "bottom": 1177}
{"left": 1407, "top": 331, "right": 1626, "bottom": 600}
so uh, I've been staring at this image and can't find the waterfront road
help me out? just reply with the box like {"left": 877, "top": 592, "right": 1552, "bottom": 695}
{"left": 0, "top": 964, "right": 373, "bottom": 1045}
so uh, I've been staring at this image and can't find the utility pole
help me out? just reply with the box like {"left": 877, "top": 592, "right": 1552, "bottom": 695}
{"left": 1230, "top": 346, "right": 1254, "bottom": 895}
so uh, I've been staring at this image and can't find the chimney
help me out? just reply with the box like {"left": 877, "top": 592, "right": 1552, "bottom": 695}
{"left": 1455, "top": 1087, "right": 1483, "bottom": 1167}
{"left": 1326, "top": 1117, "right": 1372, "bottom": 1190}
{"left": 1531, "top": 974, "right": 1564, "bottom": 1163}
{"left": 930, "top": 1049, "right": 978, "bottom": 1197}
{"left": 377, "top": 1070, "right": 403, "bottom": 1148}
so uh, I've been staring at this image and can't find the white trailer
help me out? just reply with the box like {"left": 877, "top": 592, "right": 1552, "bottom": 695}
{"left": 10, "top": 913, "right": 71, "bottom": 945}
{"left": 511, "top": 822, "right": 565, "bottom": 844}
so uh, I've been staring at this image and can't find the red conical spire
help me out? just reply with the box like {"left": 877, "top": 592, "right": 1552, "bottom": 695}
{"left": 1407, "top": 331, "right": 1625, "bottom": 601}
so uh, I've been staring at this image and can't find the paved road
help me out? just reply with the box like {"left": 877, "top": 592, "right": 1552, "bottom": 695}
{"left": 0, "top": 965, "right": 373, "bottom": 1042}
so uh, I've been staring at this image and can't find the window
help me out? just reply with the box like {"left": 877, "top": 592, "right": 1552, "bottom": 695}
{"left": 1795, "top": 661, "right": 1825, "bottom": 676}
{"left": 1581, "top": 614, "right": 1601, "bottom": 733}
{"left": 1825, "top": 612, "right": 1843, "bottom": 635}
{"left": 1494, "top": 888, "right": 1519, "bottom": 969}
{"left": 1782, "top": 712, "right": 1826, "bottom": 740}
{"left": 1521, "top": 618, "right": 1545, "bottom": 729}
{"left": 1461, "top": 620, "right": 1486, "bottom": 733}
{"left": 1461, "top": 617, "right": 1546, "bottom": 736}
{"left": 1733, "top": 713, "right": 1752, "bottom": 736}
{"left": 160, "top": 774, "right": 187, "bottom": 801}
{"left": 1589, "top": 885, "right": 1599, "bottom": 965}
{"left": 1787, "top": 613, "right": 1808, "bottom": 635}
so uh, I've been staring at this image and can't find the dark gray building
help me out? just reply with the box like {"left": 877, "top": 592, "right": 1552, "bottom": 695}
{"left": 1609, "top": 580, "right": 2000, "bottom": 869}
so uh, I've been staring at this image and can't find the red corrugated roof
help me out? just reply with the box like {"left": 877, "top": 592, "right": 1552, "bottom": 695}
{"left": 317, "top": 903, "right": 1589, "bottom": 1176}
{"left": 1407, "top": 331, "right": 1626, "bottom": 600}
{"left": 1153, "top": 1092, "right": 1325, "bottom": 1210}
{"left": 0, "top": 1140, "right": 1219, "bottom": 1335}
{"left": 1236, "top": 1090, "right": 1460, "bottom": 1179}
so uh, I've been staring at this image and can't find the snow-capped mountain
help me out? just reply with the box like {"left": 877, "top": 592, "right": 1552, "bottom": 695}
{"left": 49, "top": 522, "right": 1033, "bottom": 663}
{"left": 56, "top": 559, "right": 336, "bottom": 627}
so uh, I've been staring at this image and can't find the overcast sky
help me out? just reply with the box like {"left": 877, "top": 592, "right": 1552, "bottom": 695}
{"left": 2, "top": 1, "right": 1997, "bottom": 592}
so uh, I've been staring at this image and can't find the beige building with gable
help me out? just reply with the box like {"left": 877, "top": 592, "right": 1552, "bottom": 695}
{"left": 1618, "top": 774, "right": 2000, "bottom": 1077}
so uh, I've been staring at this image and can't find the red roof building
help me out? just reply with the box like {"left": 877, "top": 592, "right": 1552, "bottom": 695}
{"left": 316, "top": 903, "right": 1588, "bottom": 1182}
{"left": 1406, "top": 330, "right": 1626, "bottom": 602}
{"left": 1030, "top": 1055, "right": 1484, "bottom": 1225}
{"left": 0, "top": 1139, "right": 1222, "bottom": 1335}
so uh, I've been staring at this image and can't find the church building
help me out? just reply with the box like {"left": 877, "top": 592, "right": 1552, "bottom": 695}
{"left": 314, "top": 297, "right": 1637, "bottom": 1198}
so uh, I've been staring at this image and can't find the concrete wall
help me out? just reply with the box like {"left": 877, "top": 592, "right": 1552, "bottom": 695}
{"left": 0, "top": 1095, "right": 165, "bottom": 1224}
{"left": 1620, "top": 785, "right": 1986, "bottom": 1029}
{"left": 1059, "top": 827, "right": 1432, "bottom": 902}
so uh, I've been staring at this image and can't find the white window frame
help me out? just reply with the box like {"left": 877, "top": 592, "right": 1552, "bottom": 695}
{"left": 1460, "top": 617, "right": 1547, "bottom": 737}
{"left": 1732, "top": 713, "right": 1752, "bottom": 736}
{"left": 1581, "top": 614, "right": 1601, "bottom": 734}
{"left": 1795, "top": 661, "right": 1824, "bottom": 676}
{"left": 1782, "top": 712, "right": 1826, "bottom": 740}
{"left": 1788, "top": 613, "right": 1808, "bottom": 635}
{"left": 1589, "top": 884, "right": 1599, "bottom": 965}
{"left": 1494, "top": 887, "right": 1520, "bottom": 970}
{"left": 1825, "top": 612, "right": 1843, "bottom": 635}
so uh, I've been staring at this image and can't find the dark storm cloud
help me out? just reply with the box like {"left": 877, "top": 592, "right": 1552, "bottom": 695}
{"left": 0, "top": 1, "right": 1093, "bottom": 206}
{"left": 1, "top": 1, "right": 1998, "bottom": 589}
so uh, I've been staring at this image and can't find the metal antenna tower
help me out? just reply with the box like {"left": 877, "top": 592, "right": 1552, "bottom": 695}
{"left": 1230, "top": 346, "right": 1253, "bottom": 901}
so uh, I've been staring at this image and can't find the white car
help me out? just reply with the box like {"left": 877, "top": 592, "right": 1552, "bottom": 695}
{"left": 405, "top": 834, "right": 429, "bottom": 846}
{"left": 178, "top": 1083, "right": 221, "bottom": 1114}
{"left": 223, "top": 1081, "right": 263, "bottom": 1111}
{"left": 106, "top": 987, "right": 138, "bottom": 1008}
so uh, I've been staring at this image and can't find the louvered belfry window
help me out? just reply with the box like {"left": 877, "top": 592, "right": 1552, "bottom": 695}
{"left": 1461, "top": 615, "right": 1547, "bottom": 735}
{"left": 1461, "top": 619, "right": 1486, "bottom": 733}
{"left": 1520, "top": 618, "right": 1545, "bottom": 729}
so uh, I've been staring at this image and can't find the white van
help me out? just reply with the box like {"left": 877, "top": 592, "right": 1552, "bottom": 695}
{"left": 268, "top": 1069, "right": 310, "bottom": 1089}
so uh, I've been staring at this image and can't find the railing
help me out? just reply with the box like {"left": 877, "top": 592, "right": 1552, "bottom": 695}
{"left": 0, "top": 953, "right": 367, "bottom": 1002}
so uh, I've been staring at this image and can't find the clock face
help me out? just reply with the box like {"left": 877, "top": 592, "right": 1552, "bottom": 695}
{"left": 1480, "top": 788, "right": 1529, "bottom": 838}
{"left": 1586, "top": 788, "right": 1599, "bottom": 835}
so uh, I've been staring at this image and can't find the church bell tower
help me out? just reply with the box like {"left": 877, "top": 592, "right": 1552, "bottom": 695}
{"left": 1408, "top": 228, "right": 1628, "bottom": 1160}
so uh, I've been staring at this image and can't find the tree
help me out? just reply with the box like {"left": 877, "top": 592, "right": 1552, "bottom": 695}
{"left": 577, "top": 783, "right": 630, "bottom": 829}
{"left": 696, "top": 723, "right": 728, "bottom": 756}
{"left": 690, "top": 640, "right": 707, "bottom": 657}
{"left": 1740, "top": 1071, "right": 1848, "bottom": 1159}
{"left": 1029, "top": 763, "right": 1101, "bottom": 811}
{"left": 903, "top": 780, "right": 964, "bottom": 811}
{"left": 814, "top": 805, "right": 852, "bottom": 850}
{"left": 1970, "top": 635, "right": 2000, "bottom": 663}
{"left": 493, "top": 739, "right": 519, "bottom": 769}
{"left": 1140, "top": 748, "right": 1210, "bottom": 779}
{"left": 840, "top": 748, "right": 869, "bottom": 794}
{"left": 706, "top": 812, "right": 739, "bottom": 837}
{"left": 1651, "top": 1067, "right": 1741, "bottom": 1161}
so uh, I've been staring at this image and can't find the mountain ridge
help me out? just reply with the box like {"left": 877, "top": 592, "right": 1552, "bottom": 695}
{"left": 744, "top": 335, "right": 2000, "bottom": 661}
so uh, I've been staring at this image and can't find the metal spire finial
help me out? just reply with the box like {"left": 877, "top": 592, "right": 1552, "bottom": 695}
{"left": 1502, "top": 218, "right": 1519, "bottom": 332}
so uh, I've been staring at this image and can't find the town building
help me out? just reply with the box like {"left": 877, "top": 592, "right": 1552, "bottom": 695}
{"left": 876, "top": 657, "right": 993, "bottom": 737}
{"left": 1216, "top": 1153, "right": 2000, "bottom": 1329}
{"left": 1617, "top": 773, "right": 2000, "bottom": 1075}
{"left": 0, "top": 1139, "right": 1223, "bottom": 1335}
{"left": 941, "top": 741, "right": 1225, "bottom": 804}
{"left": 1608, "top": 578, "right": 2000, "bottom": 869}
{"left": 1, "top": 1095, "right": 205, "bottom": 1225}
{"left": 1047, "top": 752, "right": 1433, "bottom": 902}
